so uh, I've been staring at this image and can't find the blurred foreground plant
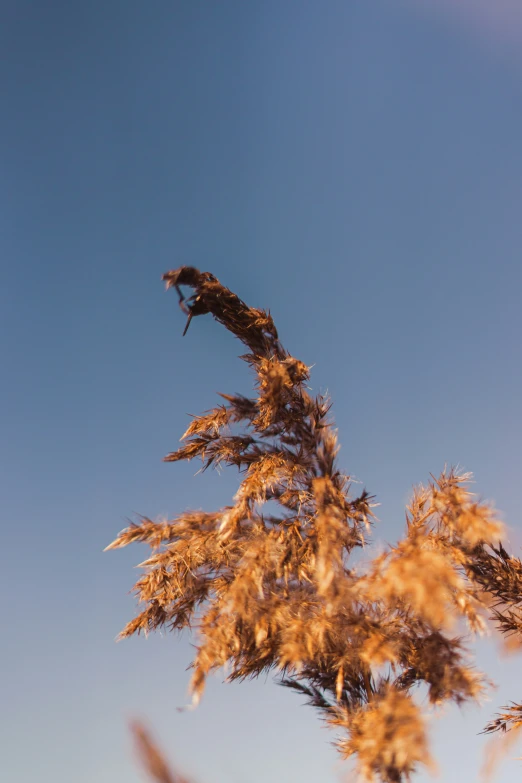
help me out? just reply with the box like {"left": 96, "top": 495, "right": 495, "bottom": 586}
{"left": 109, "top": 268, "right": 521, "bottom": 782}
{"left": 131, "top": 721, "right": 190, "bottom": 783}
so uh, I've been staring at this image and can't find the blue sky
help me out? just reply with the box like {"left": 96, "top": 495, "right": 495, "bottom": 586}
{"left": 2, "top": 2, "right": 522, "bottom": 782}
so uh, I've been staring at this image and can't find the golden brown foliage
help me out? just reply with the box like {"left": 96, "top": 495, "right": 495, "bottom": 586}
{"left": 473, "top": 544, "right": 522, "bottom": 772}
{"left": 108, "top": 267, "right": 520, "bottom": 782}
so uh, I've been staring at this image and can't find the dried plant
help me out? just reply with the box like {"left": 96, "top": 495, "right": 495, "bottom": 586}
{"left": 108, "top": 267, "right": 520, "bottom": 782}
{"left": 131, "top": 721, "right": 190, "bottom": 783}
{"left": 473, "top": 544, "right": 522, "bottom": 744}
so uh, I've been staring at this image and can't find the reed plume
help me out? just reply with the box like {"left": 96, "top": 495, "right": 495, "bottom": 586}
{"left": 108, "top": 267, "right": 519, "bottom": 782}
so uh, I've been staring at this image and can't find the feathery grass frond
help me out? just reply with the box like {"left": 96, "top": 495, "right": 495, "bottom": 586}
{"left": 109, "top": 268, "right": 518, "bottom": 783}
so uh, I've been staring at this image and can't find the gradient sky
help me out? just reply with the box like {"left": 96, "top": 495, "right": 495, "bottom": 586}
{"left": 404, "top": 0, "right": 522, "bottom": 55}
{"left": 2, "top": 2, "right": 522, "bottom": 782}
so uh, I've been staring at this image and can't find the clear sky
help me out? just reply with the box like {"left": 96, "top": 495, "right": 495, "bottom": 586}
{"left": 2, "top": 2, "right": 522, "bottom": 782}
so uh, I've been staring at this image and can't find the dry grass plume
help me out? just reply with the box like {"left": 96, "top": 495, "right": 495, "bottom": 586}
{"left": 108, "top": 267, "right": 521, "bottom": 782}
